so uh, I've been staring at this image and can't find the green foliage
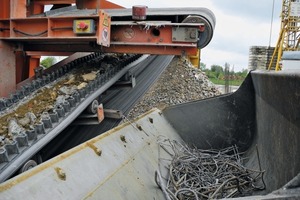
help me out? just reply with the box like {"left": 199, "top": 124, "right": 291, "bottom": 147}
{"left": 40, "top": 57, "right": 57, "bottom": 68}
{"left": 202, "top": 63, "right": 248, "bottom": 86}
{"left": 209, "top": 78, "right": 244, "bottom": 86}
{"left": 210, "top": 65, "right": 224, "bottom": 79}
{"left": 235, "top": 68, "right": 248, "bottom": 77}
{"left": 211, "top": 65, "right": 224, "bottom": 73}
{"left": 205, "top": 70, "right": 217, "bottom": 79}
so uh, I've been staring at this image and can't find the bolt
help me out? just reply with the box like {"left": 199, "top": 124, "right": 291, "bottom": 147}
{"left": 190, "top": 32, "right": 196, "bottom": 39}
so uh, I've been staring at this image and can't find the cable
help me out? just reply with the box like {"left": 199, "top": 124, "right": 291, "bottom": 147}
{"left": 13, "top": 28, "right": 48, "bottom": 37}
{"left": 0, "top": 28, "right": 10, "bottom": 31}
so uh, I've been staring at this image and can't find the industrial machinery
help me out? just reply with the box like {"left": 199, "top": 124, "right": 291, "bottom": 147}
{"left": 269, "top": 0, "right": 300, "bottom": 70}
{"left": 1, "top": 70, "right": 300, "bottom": 199}
{"left": 0, "top": 0, "right": 215, "bottom": 97}
{"left": 0, "top": 0, "right": 216, "bottom": 183}
{"left": 0, "top": 1, "right": 300, "bottom": 199}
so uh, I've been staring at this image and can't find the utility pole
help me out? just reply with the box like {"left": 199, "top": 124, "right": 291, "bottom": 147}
{"left": 224, "top": 63, "right": 230, "bottom": 93}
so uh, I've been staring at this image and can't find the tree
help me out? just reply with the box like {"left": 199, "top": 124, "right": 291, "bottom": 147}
{"left": 236, "top": 69, "right": 248, "bottom": 78}
{"left": 211, "top": 65, "right": 223, "bottom": 72}
{"left": 241, "top": 68, "right": 248, "bottom": 76}
{"left": 40, "top": 57, "right": 57, "bottom": 68}
{"left": 210, "top": 65, "right": 224, "bottom": 79}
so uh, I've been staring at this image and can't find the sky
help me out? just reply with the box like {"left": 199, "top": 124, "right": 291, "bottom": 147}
{"left": 112, "top": 0, "right": 282, "bottom": 71}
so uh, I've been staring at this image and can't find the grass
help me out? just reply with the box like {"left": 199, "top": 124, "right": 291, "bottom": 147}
{"left": 209, "top": 78, "right": 244, "bottom": 86}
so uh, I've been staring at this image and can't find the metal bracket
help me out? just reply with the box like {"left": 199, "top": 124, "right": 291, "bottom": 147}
{"left": 103, "top": 109, "right": 123, "bottom": 119}
{"left": 97, "top": 103, "right": 104, "bottom": 123}
{"left": 109, "top": 75, "right": 136, "bottom": 90}
{"left": 172, "top": 27, "right": 199, "bottom": 43}
{"left": 72, "top": 105, "right": 123, "bottom": 125}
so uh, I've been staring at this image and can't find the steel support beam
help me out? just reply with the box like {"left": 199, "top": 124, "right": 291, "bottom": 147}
{"left": 0, "top": 41, "right": 16, "bottom": 97}
{"left": 23, "top": 43, "right": 198, "bottom": 56}
{"left": 0, "top": 0, "right": 10, "bottom": 19}
{"left": 10, "top": 0, "right": 27, "bottom": 18}
{"left": 28, "top": 55, "right": 41, "bottom": 78}
{"left": 15, "top": 51, "right": 28, "bottom": 84}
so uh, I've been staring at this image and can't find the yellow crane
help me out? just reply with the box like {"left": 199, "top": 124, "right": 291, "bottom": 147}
{"left": 269, "top": 0, "right": 300, "bottom": 70}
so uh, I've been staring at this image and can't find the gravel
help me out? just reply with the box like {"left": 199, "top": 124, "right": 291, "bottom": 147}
{"left": 127, "top": 56, "right": 221, "bottom": 120}
{"left": 0, "top": 54, "right": 126, "bottom": 145}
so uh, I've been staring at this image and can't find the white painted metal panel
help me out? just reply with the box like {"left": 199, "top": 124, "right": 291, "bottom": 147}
{"left": 0, "top": 109, "right": 181, "bottom": 200}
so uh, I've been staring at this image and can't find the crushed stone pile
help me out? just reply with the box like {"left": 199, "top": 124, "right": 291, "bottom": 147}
{"left": 126, "top": 56, "right": 222, "bottom": 120}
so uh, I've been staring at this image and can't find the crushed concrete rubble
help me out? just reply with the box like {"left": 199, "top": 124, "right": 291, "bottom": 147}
{"left": 0, "top": 54, "right": 122, "bottom": 147}
{"left": 127, "top": 56, "right": 221, "bottom": 120}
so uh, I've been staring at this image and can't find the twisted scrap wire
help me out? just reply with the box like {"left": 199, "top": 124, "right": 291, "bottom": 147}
{"left": 156, "top": 137, "right": 265, "bottom": 199}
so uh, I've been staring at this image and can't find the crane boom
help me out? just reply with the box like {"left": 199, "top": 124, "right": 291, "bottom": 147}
{"left": 269, "top": 0, "right": 300, "bottom": 70}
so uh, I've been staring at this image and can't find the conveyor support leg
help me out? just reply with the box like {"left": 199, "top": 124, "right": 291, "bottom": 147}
{"left": 0, "top": 41, "right": 17, "bottom": 97}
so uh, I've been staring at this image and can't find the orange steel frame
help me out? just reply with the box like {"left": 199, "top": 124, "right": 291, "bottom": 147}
{"left": 0, "top": 0, "right": 201, "bottom": 97}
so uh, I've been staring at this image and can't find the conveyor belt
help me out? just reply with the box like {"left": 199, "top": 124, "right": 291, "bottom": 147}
{"left": 0, "top": 54, "right": 148, "bottom": 182}
{"left": 41, "top": 55, "right": 173, "bottom": 160}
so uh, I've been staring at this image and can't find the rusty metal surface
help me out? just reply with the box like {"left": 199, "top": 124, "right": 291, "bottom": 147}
{"left": 0, "top": 10, "right": 110, "bottom": 41}
{"left": 0, "top": 6, "right": 215, "bottom": 96}
{"left": 0, "top": 7, "right": 215, "bottom": 51}
{"left": 0, "top": 41, "right": 16, "bottom": 97}
{"left": 44, "top": 7, "right": 215, "bottom": 49}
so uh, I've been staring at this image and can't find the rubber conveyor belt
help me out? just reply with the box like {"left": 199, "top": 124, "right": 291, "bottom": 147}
{"left": 41, "top": 55, "right": 173, "bottom": 160}
{"left": 0, "top": 54, "right": 148, "bottom": 183}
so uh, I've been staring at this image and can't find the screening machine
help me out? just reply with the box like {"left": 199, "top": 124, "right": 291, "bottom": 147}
{"left": 0, "top": 0, "right": 215, "bottom": 182}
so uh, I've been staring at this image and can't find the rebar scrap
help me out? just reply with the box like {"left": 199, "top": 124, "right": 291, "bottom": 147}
{"left": 156, "top": 137, "right": 265, "bottom": 199}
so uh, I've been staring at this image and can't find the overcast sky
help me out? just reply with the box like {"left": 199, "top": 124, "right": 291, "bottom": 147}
{"left": 113, "top": 0, "right": 282, "bottom": 71}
